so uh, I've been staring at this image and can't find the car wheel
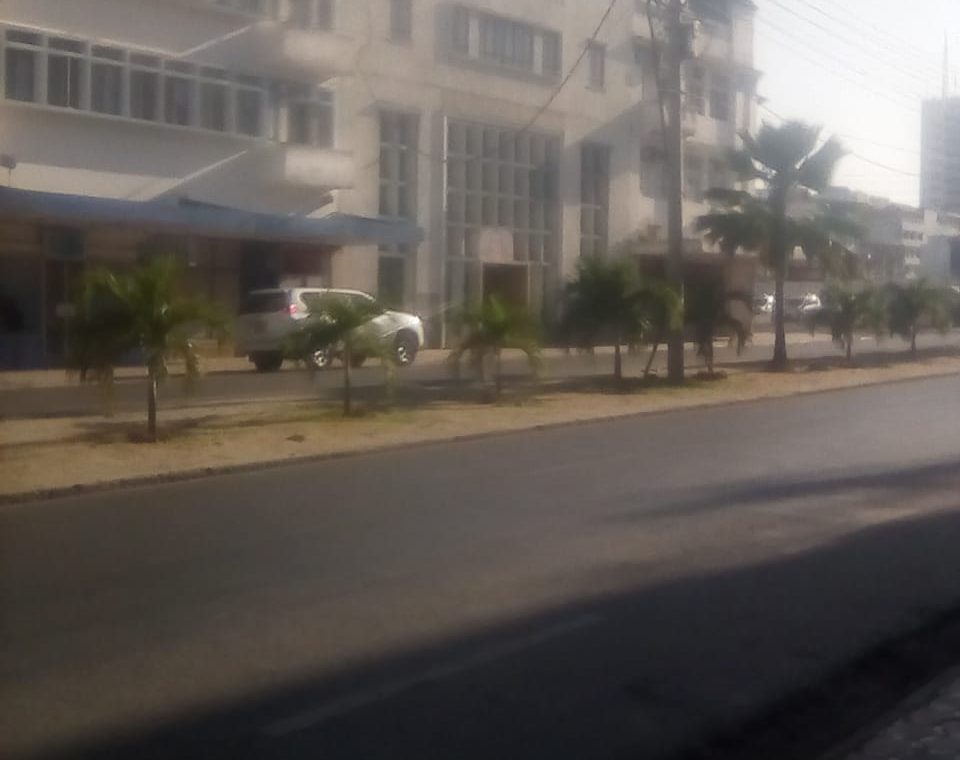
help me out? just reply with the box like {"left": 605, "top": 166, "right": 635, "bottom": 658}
{"left": 309, "top": 347, "right": 333, "bottom": 370}
{"left": 395, "top": 332, "right": 419, "bottom": 367}
{"left": 252, "top": 352, "right": 283, "bottom": 373}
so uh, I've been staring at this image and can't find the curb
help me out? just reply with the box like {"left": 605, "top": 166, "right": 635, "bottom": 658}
{"left": 2, "top": 368, "right": 960, "bottom": 509}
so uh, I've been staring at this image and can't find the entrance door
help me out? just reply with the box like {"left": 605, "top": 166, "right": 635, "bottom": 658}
{"left": 482, "top": 264, "right": 528, "bottom": 310}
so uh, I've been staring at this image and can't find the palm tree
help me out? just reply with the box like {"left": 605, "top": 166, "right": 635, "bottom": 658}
{"left": 696, "top": 121, "right": 855, "bottom": 371}
{"left": 886, "top": 280, "right": 950, "bottom": 357}
{"left": 810, "top": 282, "right": 884, "bottom": 361}
{"left": 288, "top": 294, "right": 385, "bottom": 415}
{"left": 448, "top": 296, "right": 540, "bottom": 399}
{"left": 563, "top": 256, "right": 680, "bottom": 384}
{"left": 684, "top": 277, "right": 751, "bottom": 376}
{"left": 69, "top": 257, "right": 227, "bottom": 442}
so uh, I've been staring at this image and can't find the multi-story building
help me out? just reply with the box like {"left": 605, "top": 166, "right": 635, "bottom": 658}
{"left": 0, "top": 0, "right": 759, "bottom": 365}
{"left": 921, "top": 97, "right": 960, "bottom": 213}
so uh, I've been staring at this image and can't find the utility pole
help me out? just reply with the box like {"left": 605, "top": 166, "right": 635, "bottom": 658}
{"left": 664, "top": 0, "right": 688, "bottom": 384}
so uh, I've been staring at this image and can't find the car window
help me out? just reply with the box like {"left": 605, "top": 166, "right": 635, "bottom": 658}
{"left": 240, "top": 292, "right": 288, "bottom": 315}
{"left": 299, "top": 292, "right": 327, "bottom": 312}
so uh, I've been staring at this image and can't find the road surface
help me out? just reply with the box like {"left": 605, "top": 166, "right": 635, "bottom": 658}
{"left": 3, "top": 331, "right": 960, "bottom": 419}
{"left": 3, "top": 375, "right": 960, "bottom": 759}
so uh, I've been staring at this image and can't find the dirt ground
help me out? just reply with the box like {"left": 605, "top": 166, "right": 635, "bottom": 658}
{"left": 3, "top": 353, "right": 960, "bottom": 501}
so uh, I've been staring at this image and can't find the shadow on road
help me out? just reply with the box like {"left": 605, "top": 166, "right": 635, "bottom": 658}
{"left": 23, "top": 461, "right": 960, "bottom": 760}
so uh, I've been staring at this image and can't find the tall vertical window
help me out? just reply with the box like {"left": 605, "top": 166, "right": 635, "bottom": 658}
{"left": 90, "top": 45, "right": 124, "bottom": 116}
{"left": 710, "top": 73, "right": 731, "bottom": 122}
{"left": 4, "top": 30, "right": 40, "bottom": 103}
{"left": 199, "top": 68, "right": 229, "bottom": 132}
{"left": 390, "top": 0, "right": 413, "bottom": 42}
{"left": 379, "top": 110, "right": 418, "bottom": 219}
{"left": 684, "top": 155, "right": 704, "bottom": 202}
{"left": 235, "top": 77, "right": 263, "bottom": 137}
{"left": 164, "top": 62, "right": 195, "bottom": 127}
{"left": 129, "top": 54, "right": 160, "bottom": 121}
{"left": 378, "top": 110, "right": 419, "bottom": 307}
{"left": 587, "top": 42, "right": 605, "bottom": 90}
{"left": 479, "top": 15, "right": 534, "bottom": 71}
{"left": 686, "top": 65, "right": 706, "bottom": 115}
{"left": 452, "top": 6, "right": 470, "bottom": 54}
{"left": 315, "top": 0, "right": 334, "bottom": 29}
{"left": 580, "top": 143, "right": 610, "bottom": 258}
{"left": 542, "top": 31, "right": 561, "bottom": 77}
{"left": 285, "top": 86, "right": 334, "bottom": 147}
{"left": 47, "top": 38, "right": 83, "bottom": 109}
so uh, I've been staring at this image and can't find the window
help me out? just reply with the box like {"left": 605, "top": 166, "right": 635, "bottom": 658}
{"left": 686, "top": 65, "right": 706, "bottom": 115}
{"left": 587, "top": 42, "right": 606, "bottom": 90}
{"left": 580, "top": 143, "right": 610, "bottom": 257}
{"left": 129, "top": 55, "right": 161, "bottom": 121}
{"left": 480, "top": 15, "right": 534, "bottom": 71}
{"left": 199, "top": 68, "right": 229, "bottom": 132}
{"left": 286, "top": 86, "right": 334, "bottom": 147}
{"left": 710, "top": 73, "right": 731, "bottom": 122}
{"left": 379, "top": 110, "right": 419, "bottom": 219}
{"left": 315, "top": 0, "right": 334, "bottom": 29}
{"left": 236, "top": 86, "right": 262, "bottom": 137}
{"left": 4, "top": 31, "right": 39, "bottom": 103}
{"left": 164, "top": 67, "right": 194, "bottom": 126}
{"left": 47, "top": 38, "right": 83, "bottom": 110}
{"left": 91, "top": 46, "right": 124, "bottom": 116}
{"left": 0, "top": 25, "right": 285, "bottom": 141}
{"left": 390, "top": 0, "right": 413, "bottom": 41}
{"left": 452, "top": 10, "right": 561, "bottom": 79}
{"left": 542, "top": 32, "right": 562, "bottom": 77}
{"left": 684, "top": 155, "right": 704, "bottom": 202}
{"left": 445, "top": 120, "right": 560, "bottom": 266}
{"left": 452, "top": 6, "right": 470, "bottom": 54}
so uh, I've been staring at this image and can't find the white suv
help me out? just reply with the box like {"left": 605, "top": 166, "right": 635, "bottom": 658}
{"left": 236, "top": 288, "right": 425, "bottom": 372}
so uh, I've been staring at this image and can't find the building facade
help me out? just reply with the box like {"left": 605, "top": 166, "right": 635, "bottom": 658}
{"left": 0, "top": 0, "right": 759, "bottom": 360}
{"left": 921, "top": 97, "right": 960, "bottom": 213}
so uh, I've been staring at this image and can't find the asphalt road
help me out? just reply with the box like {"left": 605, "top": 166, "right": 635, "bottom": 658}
{"left": 3, "top": 375, "right": 960, "bottom": 759}
{"left": 4, "top": 331, "right": 960, "bottom": 419}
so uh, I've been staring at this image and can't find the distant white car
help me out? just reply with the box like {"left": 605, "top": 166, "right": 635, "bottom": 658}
{"left": 236, "top": 288, "right": 425, "bottom": 372}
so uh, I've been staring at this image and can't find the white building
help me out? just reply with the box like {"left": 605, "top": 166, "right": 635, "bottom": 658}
{"left": 0, "top": 0, "right": 759, "bottom": 365}
{"left": 921, "top": 97, "right": 960, "bottom": 213}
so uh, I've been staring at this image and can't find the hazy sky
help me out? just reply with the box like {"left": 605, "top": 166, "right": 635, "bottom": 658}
{"left": 754, "top": 0, "right": 960, "bottom": 206}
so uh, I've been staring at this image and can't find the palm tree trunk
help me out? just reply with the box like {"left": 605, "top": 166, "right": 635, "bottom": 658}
{"left": 706, "top": 340, "right": 715, "bottom": 376}
{"left": 846, "top": 337, "right": 853, "bottom": 361}
{"left": 343, "top": 340, "right": 352, "bottom": 416}
{"left": 495, "top": 348, "right": 503, "bottom": 399}
{"left": 147, "top": 374, "right": 158, "bottom": 442}
{"left": 773, "top": 267, "right": 788, "bottom": 370}
{"left": 614, "top": 334, "right": 623, "bottom": 385}
{"left": 771, "top": 188, "right": 789, "bottom": 371}
{"left": 911, "top": 330, "right": 918, "bottom": 357}
{"left": 644, "top": 341, "right": 660, "bottom": 378}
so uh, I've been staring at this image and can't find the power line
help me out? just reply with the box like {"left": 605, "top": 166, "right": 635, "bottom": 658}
{"left": 755, "top": 18, "right": 923, "bottom": 112}
{"left": 764, "top": 0, "right": 939, "bottom": 88}
{"left": 801, "top": 0, "right": 945, "bottom": 78}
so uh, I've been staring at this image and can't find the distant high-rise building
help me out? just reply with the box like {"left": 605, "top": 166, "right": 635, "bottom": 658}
{"left": 921, "top": 98, "right": 960, "bottom": 212}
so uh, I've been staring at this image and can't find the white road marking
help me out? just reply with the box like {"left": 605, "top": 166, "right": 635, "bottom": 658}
{"left": 261, "top": 614, "right": 603, "bottom": 738}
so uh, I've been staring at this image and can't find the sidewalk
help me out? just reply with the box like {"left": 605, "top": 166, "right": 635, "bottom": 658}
{"left": 845, "top": 673, "right": 960, "bottom": 759}
{"left": 0, "top": 332, "right": 821, "bottom": 390}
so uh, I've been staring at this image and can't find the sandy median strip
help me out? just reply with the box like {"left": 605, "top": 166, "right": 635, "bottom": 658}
{"left": 3, "top": 356, "right": 960, "bottom": 501}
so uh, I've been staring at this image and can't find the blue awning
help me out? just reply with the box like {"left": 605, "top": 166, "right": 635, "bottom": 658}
{"left": 0, "top": 187, "right": 422, "bottom": 248}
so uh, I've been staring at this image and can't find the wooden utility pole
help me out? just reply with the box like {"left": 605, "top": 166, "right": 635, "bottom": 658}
{"left": 664, "top": 0, "right": 687, "bottom": 383}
